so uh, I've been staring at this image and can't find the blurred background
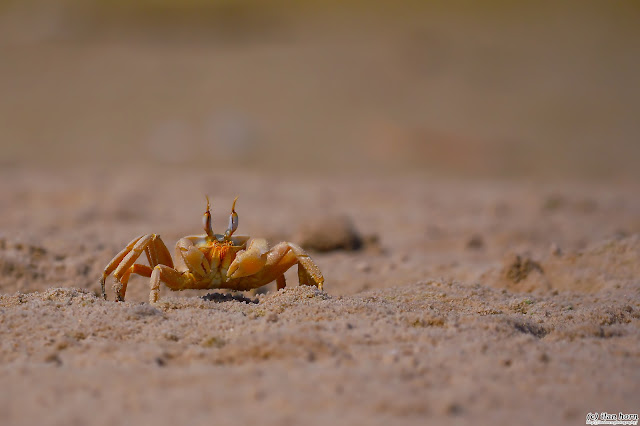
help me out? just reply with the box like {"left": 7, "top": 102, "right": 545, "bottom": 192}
{"left": 0, "top": 0, "right": 638, "bottom": 180}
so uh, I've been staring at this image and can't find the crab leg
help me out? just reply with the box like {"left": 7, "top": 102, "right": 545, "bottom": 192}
{"left": 145, "top": 235, "right": 173, "bottom": 270}
{"left": 100, "top": 235, "right": 144, "bottom": 299}
{"left": 115, "top": 264, "right": 153, "bottom": 301}
{"left": 287, "top": 243, "right": 324, "bottom": 290}
{"left": 267, "top": 242, "right": 324, "bottom": 290}
{"left": 100, "top": 234, "right": 173, "bottom": 301}
{"left": 276, "top": 275, "right": 287, "bottom": 291}
{"left": 149, "top": 265, "right": 197, "bottom": 304}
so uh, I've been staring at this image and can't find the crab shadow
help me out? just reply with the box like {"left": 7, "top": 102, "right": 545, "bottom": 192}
{"left": 201, "top": 292, "right": 258, "bottom": 304}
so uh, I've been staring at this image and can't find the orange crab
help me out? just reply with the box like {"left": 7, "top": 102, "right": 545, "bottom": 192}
{"left": 100, "top": 197, "right": 324, "bottom": 303}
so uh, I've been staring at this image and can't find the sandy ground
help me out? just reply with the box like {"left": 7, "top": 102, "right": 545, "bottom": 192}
{"left": 1, "top": 2, "right": 640, "bottom": 425}
{"left": 0, "top": 168, "right": 638, "bottom": 426}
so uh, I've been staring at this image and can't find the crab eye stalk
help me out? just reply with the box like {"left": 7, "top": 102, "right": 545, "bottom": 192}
{"left": 203, "top": 195, "right": 215, "bottom": 240}
{"left": 224, "top": 196, "right": 239, "bottom": 239}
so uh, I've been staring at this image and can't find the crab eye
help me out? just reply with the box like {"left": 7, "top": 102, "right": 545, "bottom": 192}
{"left": 228, "top": 211, "right": 238, "bottom": 234}
{"left": 224, "top": 196, "right": 239, "bottom": 239}
{"left": 203, "top": 211, "right": 214, "bottom": 239}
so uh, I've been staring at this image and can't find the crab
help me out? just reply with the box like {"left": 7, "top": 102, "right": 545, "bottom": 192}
{"left": 99, "top": 197, "right": 324, "bottom": 303}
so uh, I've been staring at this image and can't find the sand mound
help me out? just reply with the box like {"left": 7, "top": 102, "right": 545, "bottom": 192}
{"left": 484, "top": 234, "right": 640, "bottom": 293}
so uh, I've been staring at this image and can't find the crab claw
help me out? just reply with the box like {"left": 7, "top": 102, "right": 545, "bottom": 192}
{"left": 227, "top": 238, "right": 268, "bottom": 278}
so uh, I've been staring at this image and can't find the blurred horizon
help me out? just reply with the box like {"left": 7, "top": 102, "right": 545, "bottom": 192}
{"left": 1, "top": 0, "right": 639, "bottom": 180}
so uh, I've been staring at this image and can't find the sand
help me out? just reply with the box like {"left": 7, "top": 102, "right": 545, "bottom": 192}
{"left": 0, "top": 168, "right": 638, "bottom": 426}
{"left": 1, "top": 2, "right": 639, "bottom": 424}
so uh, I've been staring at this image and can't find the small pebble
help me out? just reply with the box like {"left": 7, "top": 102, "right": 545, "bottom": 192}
{"left": 466, "top": 234, "right": 484, "bottom": 250}
{"left": 294, "top": 215, "right": 364, "bottom": 252}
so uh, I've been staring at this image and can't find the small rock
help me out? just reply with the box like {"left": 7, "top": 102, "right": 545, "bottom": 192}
{"left": 44, "top": 352, "right": 62, "bottom": 366}
{"left": 502, "top": 253, "right": 543, "bottom": 284}
{"left": 294, "top": 215, "right": 364, "bottom": 252}
{"left": 466, "top": 234, "right": 484, "bottom": 250}
{"left": 446, "top": 401, "right": 463, "bottom": 415}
